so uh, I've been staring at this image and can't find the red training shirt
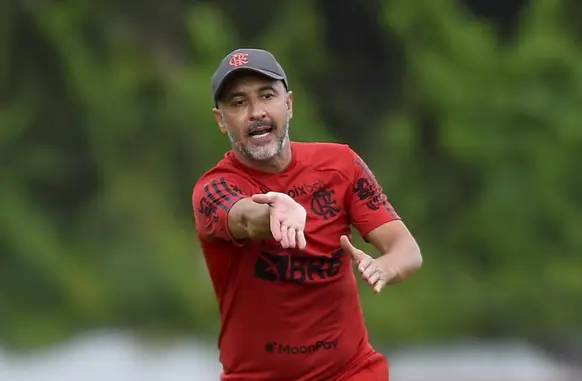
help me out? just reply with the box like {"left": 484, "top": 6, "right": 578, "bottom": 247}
{"left": 192, "top": 142, "right": 400, "bottom": 381}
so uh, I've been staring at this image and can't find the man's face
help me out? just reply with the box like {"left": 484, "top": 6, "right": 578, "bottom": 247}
{"left": 213, "top": 72, "right": 293, "bottom": 161}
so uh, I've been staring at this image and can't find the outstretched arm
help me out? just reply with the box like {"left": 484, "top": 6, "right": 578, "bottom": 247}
{"left": 194, "top": 177, "right": 307, "bottom": 250}
{"left": 227, "top": 198, "right": 272, "bottom": 240}
{"left": 228, "top": 193, "right": 308, "bottom": 249}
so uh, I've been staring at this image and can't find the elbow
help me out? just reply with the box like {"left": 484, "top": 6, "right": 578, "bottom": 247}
{"left": 413, "top": 241, "right": 423, "bottom": 267}
{"left": 412, "top": 246, "right": 423, "bottom": 272}
{"left": 406, "top": 241, "right": 423, "bottom": 275}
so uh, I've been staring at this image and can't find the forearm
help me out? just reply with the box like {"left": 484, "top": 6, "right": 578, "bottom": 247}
{"left": 376, "top": 237, "right": 422, "bottom": 285}
{"left": 228, "top": 198, "right": 271, "bottom": 240}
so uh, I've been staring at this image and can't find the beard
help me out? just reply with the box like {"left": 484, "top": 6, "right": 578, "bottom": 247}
{"left": 227, "top": 114, "right": 290, "bottom": 161}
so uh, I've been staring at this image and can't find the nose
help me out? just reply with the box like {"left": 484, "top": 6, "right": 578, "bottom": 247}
{"left": 249, "top": 102, "right": 267, "bottom": 121}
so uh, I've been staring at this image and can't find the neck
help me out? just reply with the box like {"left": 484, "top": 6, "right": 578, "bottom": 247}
{"left": 234, "top": 141, "right": 293, "bottom": 173}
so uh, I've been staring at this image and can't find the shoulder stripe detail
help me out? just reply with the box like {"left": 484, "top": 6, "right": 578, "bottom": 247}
{"left": 203, "top": 183, "right": 228, "bottom": 211}
{"left": 219, "top": 177, "right": 243, "bottom": 199}
{"left": 203, "top": 177, "right": 244, "bottom": 212}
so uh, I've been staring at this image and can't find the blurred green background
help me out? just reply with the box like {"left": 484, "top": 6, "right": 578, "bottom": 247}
{"left": 2, "top": 0, "right": 581, "bottom": 362}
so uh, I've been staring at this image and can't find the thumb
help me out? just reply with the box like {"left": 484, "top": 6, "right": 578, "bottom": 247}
{"left": 252, "top": 192, "right": 275, "bottom": 204}
{"left": 340, "top": 235, "right": 364, "bottom": 261}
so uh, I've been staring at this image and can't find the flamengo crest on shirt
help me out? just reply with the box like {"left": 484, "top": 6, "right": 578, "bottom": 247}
{"left": 353, "top": 158, "right": 398, "bottom": 218}
{"left": 310, "top": 188, "right": 340, "bottom": 220}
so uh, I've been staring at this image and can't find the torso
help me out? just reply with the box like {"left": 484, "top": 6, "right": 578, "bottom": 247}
{"left": 198, "top": 142, "right": 382, "bottom": 381}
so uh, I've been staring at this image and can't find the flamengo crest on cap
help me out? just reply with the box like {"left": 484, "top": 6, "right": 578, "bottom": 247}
{"left": 229, "top": 53, "right": 248, "bottom": 67}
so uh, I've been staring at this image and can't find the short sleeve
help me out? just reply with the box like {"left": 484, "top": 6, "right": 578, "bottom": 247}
{"left": 192, "top": 173, "right": 250, "bottom": 244}
{"left": 347, "top": 149, "right": 401, "bottom": 239}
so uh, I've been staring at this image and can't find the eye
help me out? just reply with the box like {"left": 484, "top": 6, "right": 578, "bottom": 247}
{"left": 262, "top": 93, "right": 275, "bottom": 100}
{"left": 233, "top": 99, "right": 245, "bottom": 107}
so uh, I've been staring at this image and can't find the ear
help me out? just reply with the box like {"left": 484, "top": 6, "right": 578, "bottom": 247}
{"left": 212, "top": 108, "right": 228, "bottom": 134}
{"left": 285, "top": 91, "right": 293, "bottom": 120}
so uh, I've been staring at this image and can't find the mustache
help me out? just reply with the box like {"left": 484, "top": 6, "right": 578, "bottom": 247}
{"left": 247, "top": 121, "right": 276, "bottom": 134}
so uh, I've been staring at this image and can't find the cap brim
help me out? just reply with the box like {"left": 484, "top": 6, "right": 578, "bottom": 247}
{"left": 214, "top": 67, "right": 285, "bottom": 103}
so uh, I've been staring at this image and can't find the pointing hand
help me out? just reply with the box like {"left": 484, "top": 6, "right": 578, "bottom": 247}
{"left": 252, "top": 192, "right": 307, "bottom": 250}
{"left": 340, "top": 235, "right": 392, "bottom": 293}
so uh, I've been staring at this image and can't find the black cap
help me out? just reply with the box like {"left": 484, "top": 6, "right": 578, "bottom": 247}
{"left": 211, "top": 48, "right": 288, "bottom": 105}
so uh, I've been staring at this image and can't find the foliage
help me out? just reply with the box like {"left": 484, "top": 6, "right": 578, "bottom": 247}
{"left": 1, "top": 0, "right": 581, "bottom": 350}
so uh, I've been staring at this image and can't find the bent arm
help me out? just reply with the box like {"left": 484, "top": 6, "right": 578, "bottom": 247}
{"left": 344, "top": 146, "right": 421, "bottom": 284}
{"left": 365, "top": 220, "right": 422, "bottom": 285}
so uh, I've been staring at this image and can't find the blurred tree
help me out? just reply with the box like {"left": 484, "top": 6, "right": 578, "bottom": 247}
{"left": 463, "top": 0, "right": 530, "bottom": 40}
{"left": 0, "top": 0, "right": 580, "bottom": 356}
{"left": 366, "top": 0, "right": 582, "bottom": 345}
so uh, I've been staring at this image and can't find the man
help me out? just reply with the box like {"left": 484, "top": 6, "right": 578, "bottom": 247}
{"left": 192, "top": 48, "right": 422, "bottom": 381}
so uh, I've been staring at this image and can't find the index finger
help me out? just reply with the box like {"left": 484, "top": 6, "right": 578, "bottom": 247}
{"left": 252, "top": 193, "right": 273, "bottom": 204}
{"left": 373, "top": 279, "right": 385, "bottom": 293}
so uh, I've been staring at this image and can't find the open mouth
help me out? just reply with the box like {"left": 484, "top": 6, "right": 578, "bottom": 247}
{"left": 248, "top": 124, "right": 274, "bottom": 140}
